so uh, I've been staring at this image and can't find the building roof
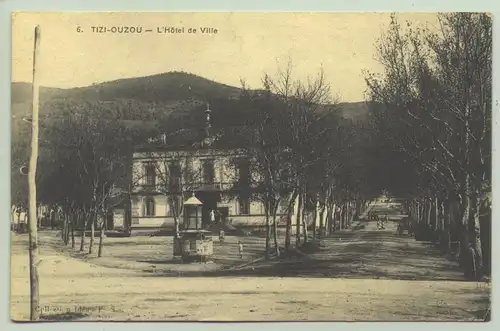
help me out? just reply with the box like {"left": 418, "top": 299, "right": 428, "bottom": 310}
{"left": 183, "top": 195, "right": 203, "bottom": 205}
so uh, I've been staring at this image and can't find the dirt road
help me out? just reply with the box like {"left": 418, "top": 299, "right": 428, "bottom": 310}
{"left": 10, "top": 201, "right": 490, "bottom": 321}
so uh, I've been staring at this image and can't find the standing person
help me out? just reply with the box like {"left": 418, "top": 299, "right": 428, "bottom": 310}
{"left": 50, "top": 207, "right": 56, "bottom": 230}
{"left": 16, "top": 208, "right": 22, "bottom": 233}
{"left": 210, "top": 209, "right": 216, "bottom": 224}
{"left": 238, "top": 240, "right": 244, "bottom": 259}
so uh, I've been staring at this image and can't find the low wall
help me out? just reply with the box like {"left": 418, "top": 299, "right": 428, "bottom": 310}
{"left": 128, "top": 213, "right": 312, "bottom": 231}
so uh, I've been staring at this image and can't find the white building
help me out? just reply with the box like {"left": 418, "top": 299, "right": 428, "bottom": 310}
{"left": 113, "top": 104, "right": 289, "bottom": 233}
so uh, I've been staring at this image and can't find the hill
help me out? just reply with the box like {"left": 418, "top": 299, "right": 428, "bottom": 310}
{"left": 11, "top": 71, "right": 369, "bottom": 121}
{"left": 11, "top": 71, "right": 241, "bottom": 107}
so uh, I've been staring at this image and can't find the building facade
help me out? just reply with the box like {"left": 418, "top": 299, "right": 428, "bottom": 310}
{"left": 124, "top": 148, "right": 277, "bottom": 230}
{"left": 113, "top": 104, "right": 289, "bottom": 232}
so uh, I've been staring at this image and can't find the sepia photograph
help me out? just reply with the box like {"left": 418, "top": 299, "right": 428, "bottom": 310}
{"left": 10, "top": 12, "right": 492, "bottom": 322}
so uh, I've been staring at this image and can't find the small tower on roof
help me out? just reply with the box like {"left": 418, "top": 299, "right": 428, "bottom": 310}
{"left": 205, "top": 103, "right": 212, "bottom": 130}
{"left": 202, "top": 102, "right": 215, "bottom": 147}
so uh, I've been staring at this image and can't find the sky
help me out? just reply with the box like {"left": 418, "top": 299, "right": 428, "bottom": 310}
{"left": 11, "top": 12, "right": 440, "bottom": 102}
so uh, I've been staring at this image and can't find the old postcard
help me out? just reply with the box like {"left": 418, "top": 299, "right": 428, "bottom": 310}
{"left": 10, "top": 12, "right": 492, "bottom": 322}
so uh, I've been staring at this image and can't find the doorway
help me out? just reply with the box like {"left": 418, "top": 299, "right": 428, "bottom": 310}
{"left": 217, "top": 207, "right": 229, "bottom": 223}
{"left": 106, "top": 211, "right": 114, "bottom": 230}
{"left": 196, "top": 191, "right": 220, "bottom": 228}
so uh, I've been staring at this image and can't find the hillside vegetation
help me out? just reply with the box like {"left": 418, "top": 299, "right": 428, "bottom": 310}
{"left": 11, "top": 71, "right": 369, "bottom": 123}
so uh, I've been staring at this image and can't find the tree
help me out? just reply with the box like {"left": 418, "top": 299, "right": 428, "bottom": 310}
{"left": 144, "top": 150, "right": 204, "bottom": 237}
{"left": 227, "top": 86, "right": 292, "bottom": 258}
{"left": 234, "top": 60, "right": 342, "bottom": 257}
{"left": 38, "top": 100, "right": 156, "bottom": 255}
{"left": 365, "top": 13, "right": 492, "bottom": 278}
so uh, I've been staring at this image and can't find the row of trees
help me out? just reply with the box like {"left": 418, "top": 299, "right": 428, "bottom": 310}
{"left": 365, "top": 13, "right": 492, "bottom": 278}
{"left": 12, "top": 100, "right": 158, "bottom": 257}
{"left": 219, "top": 62, "right": 377, "bottom": 258}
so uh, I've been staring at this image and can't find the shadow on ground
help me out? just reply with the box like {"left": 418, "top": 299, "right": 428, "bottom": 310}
{"left": 140, "top": 219, "right": 471, "bottom": 281}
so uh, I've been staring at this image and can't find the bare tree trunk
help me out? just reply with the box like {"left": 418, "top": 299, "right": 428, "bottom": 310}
{"left": 435, "top": 199, "right": 440, "bottom": 243}
{"left": 355, "top": 199, "right": 361, "bottom": 223}
{"left": 416, "top": 200, "right": 420, "bottom": 225}
{"left": 319, "top": 204, "right": 325, "bottom": 238}
{"left": 427, "top": 199, "right": 432, "bottom": 232}
{"left": 79, "top": 226, "right": 86, "bottom": 251}
{"left": 459, "top": 176, "right": 472, "bottom": 272}
{"left": 330, "top": 203, "right": 337, "bottom": 234}
{"left": 79, "top": 210, "right": 89, "bottom": 252}
{"left": 27, "top": 25, "right": 41, "bottom": 321}
{"left": 443, "top": 198, "right": 451, "bottom": 251}
{"left": 344, "top": 202, "right": 348, "bottom": 228}
{"left": 172, "top": 196, "right": 180, "bottom": 238}
{"left": 312, "top": 212, "right": 317, "bottom": 240}
{"left": 64, "top": 214, "right": 70, "bottom": 245}
{"left": 272, "top": 212, "right": 280, "bottom": 257}
{"left": 301, "top": 193, "right": 308, "bottom": 243}
{"left": 285, "top": 208, "right": 292, "bottom": 252}
{"left": 346, "top": 201, "right": 351, "bottom": 227}
{"left": 312, "top": 199, "right": 320, "bottom": 241}
{"left": 285, "top": 190, "right": 298, "bottom": 252}
{"left": 339, "top": 203, "right": 344, "bottom": 231}
{"left": 174, "top": 216, "right": 180, "bottom": 237}
{"left": 89, "top": 212, "right": 96, "bottom": 254}
{"left": 71, "top": 219, "right": 75, "bottom": 249}
{"left": 61, "top": 212, "right": 66, "bottom": 242}
{"left": 296, "top": 191, "right": 303, "bottom": 246}
{"left": 98, "top": 220, "right": 105, "bottom": 257}
{"left": 325, "top": 204, "right": 332, "bottom": 236}
{"left": 350, "top": 201, "right": 355, "bottom": 226}
{"left": 125, "top": 197, "right": 132, "bottom": 236}
{"left": 265, "top": 206, "right": 271, "bottom": 260}
{"left": 435, "top": 197, "right": 440, "bottom": 233}
{"left": 471, "top": 189, "right": 484, "bottom": 278}
{"left": 66, "top": 215, "right": 71, "bottom": 245}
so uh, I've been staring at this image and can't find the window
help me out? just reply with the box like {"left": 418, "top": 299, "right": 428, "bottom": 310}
{"left": 143, "top": 198, "right": 155, "bottom": 216}
{"left": 184, "top": 158, "right": 194, "bottom": 183}
{"left": 169, "top": 162, "right": 182, "bottom": 193}
{"left": 239, "top": 196, "right": 250, "bottom": 215}
{"left": 184, "top": 205, "right": 201, "bottom": 229}
{"left": 238, "top": 159, "right": 250, "bottom": 186}
{"left": 203, "top": 160, "right": 215, "bottom": 184}
{"left": 144, "top": 162, "right": 156, "bottom": 187}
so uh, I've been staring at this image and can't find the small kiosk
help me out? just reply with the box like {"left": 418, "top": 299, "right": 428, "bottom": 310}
{"left": 173, "top": 195, "right": 214, "bottom": 262}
